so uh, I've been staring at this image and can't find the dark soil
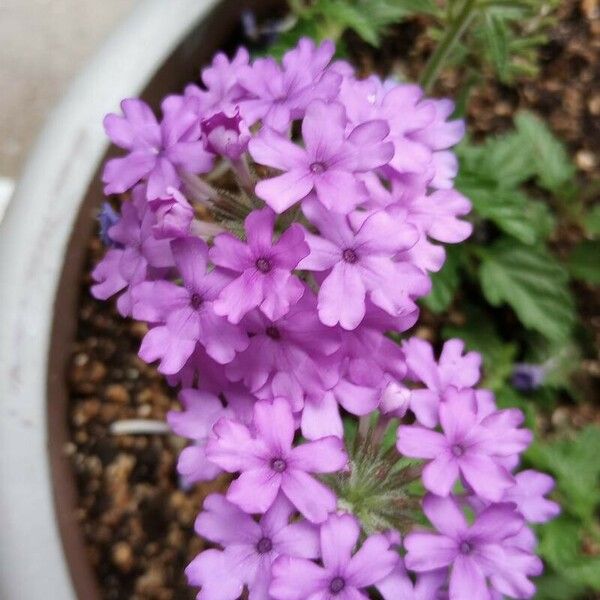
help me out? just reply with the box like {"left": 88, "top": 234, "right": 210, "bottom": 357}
{"left": 67, "top": 2, "right": 599, "bottom": 598}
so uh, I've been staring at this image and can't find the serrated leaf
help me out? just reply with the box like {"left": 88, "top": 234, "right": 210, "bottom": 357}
{"left": 515, "top": 111, "right": 576, "bottom": 194}
{"left": 481, "top": 131, "right": 537, "bottom": 187}
{"left": 319, "top": 1, "right": 381, "bottom": 45}
{"left": 423, "top": 247, "right": 461, "bottom": 312}
{"left": 458, "top": 180, "right": 554, "bottom": 244}
{"left": 567, "top": 240, "right": 600, "bottom": 285}
{"left": 537, "top": 514, "right": 600, "bottom": 591}
{"left": 526, "top": 426, "right": 600, "bottom": 523}
{"left": 479, "top": 240, "right": 576, "bottom": 340}
{"left": 538, "top": 516, "right": 583, "bottom": 568}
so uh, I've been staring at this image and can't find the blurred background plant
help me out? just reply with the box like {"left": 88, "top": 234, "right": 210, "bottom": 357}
{"left": 250, "top": 1, "right": 600, "bottom": 597}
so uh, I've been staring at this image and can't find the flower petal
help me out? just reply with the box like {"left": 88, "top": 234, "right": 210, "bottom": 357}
{"left": 256, "top": 169, "right": 314, "bottom": 213}
{"left": 227, "top": 468, "right": 282, "bottom": 514}
{"left": 290, "top": 436, "right": 347, "bottom": 473}
{"left": 422, "top": 453, "right": 459, "bottom": 497}
{"left": 320, "top": 513, "right": 360, "bottom": 571}
{"left": 404, "top": 532, "right": 457, "bottom": 572}
{"left": 195, "top": 493, "right": 260, "bottom": 545}
{"left": 281, "top": 470, "right": 336, "bottom": 523}
{"left": 346, "top": 533, "right": 398, "bottom": 587}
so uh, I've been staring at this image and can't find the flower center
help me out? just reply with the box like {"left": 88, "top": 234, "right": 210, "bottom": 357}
{"left": 270, "top": 457, "right": 287, "bottom": 473}
{"left": 265, "top": 326, "right": 281, "bottom": 340}
{"left": 459, "top": 541, "right": 473, "bottom": 555}
{"left": 256, "top": 536, "right": 273, "bottom": 554}
{"left": 190, "top": 293, "right": 203, "bottom": 310}
{"left": 310, "top": 161, "right": 326, "bottom": 174}
{"left": 255, "top": 257, "right": 272, "bottom": 273}
{"left": 329, "top": 577, "right": 345, "bottom": 594}
{"left": 342, "top": 248, "right": 358, "bottom": 264}
{"left": 451, "top": 444, "right": 465, "bottom": 457}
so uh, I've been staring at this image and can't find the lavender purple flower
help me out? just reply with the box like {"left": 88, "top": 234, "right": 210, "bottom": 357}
{"left": 90, "top": 37, "right": 558, "bottom": 600}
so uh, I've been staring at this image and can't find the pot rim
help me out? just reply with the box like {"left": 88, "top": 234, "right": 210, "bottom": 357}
{"left": 0, "top": 1, "right": 220, "bottom": 597}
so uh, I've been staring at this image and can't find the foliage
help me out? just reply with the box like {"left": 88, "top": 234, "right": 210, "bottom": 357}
{"left": 424, "top": 0, "right": 560, "bottom": 87}
{"left": 527, "top": 428, "right": 600, "bottom": 596}
{"left": 264, "top": 2, "right": 598, "bottom": 596}
{"left": 269, "top": 0, "right": 438, "bottom": 57}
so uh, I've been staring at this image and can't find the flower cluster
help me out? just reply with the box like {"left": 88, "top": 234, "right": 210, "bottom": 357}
{"left": 92, "top": 38, "right": 558, "bottom": 599}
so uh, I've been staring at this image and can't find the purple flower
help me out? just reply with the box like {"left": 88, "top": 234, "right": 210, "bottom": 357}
{"left": 405, "top": 495, "right": 542, "bottom": 599}
{"left": 238, "top": 38, "right": 341, "bottom": 130}
{"left": 376, "top": 562, "right": 447, "bottom": 600}
{"left": 269, "top": 512, "right": 399, "bottom": 600}
{"left": 299, "top": 198, "right": 425, "bottom": 329}
{"left": 502, "top": 470, "right": 560, "bottom": 523}
{"left": 364, "top": 176, "right": 472, "bottom": 273}
{"left": 211, "top": 208, "right": 309, "bottom": 323}
{"left": 340, "top": 76, "right": 436, "bottom": 176}
{"left": 148, "top": 187, "right": 194, "bottom": 239}
{"left": 205, "top": 398, "right": 347, "bottom": 523}
{"left": 249, "top": 100, "right": 394, "bottom": 214}
{"left": 132, "top": 236, "right": 248, "bottom": 373}
{"left": 187, "top": 47, "right": 250, "bottom": 115}
{"left": 202, "top": 109, "right": 250, "bottom": 160}
{"left": 186, "top": 493, "right": 319, "bottom": 600}
{"left": 98, "top": 202, "right": 121, "bottom": 247}
{"left": 91, "top": 187, "right": 173, "bottom": 316}
{"left": 397, "top": 389, "right": 519, "bottom": 501}
{"left": 340, "top": 76, "right": 464, "bottom": 188}
{"left": 401, "top": 337, "right": 482, "bottom": 427}
{"left": 167, "top": 390, "right": 229, "bottom": 484}
{"left": 511, "top": 363, "right": 546, "bottom": 392}
{"left": 409, "top": 98, "right": 465, "bottom": 189}
{"left": 102, "top": 97, "right": 213, "bottom": 199}
{"left": 225, "top": 290, "right": 341, "bottom": 413}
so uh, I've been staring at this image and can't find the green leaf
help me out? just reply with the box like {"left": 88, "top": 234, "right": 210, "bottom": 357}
{"left": 567, "top": 240, "right": 600, "bottom": 285}
{"left": 423, "top": 247, "right": 461, "bottom": 312}
{"left": 526, "top": 426, "right": 600, "bottom": 523}
{"left": 480, "top": 131, "right": 537, "bottom": 188}
{"left": 515, "top": 111, "right": 576, "bottom": 194}
{"left": 538, "top": 516, "right": 583, "bottom": 569}
{"left": 442, "top": 307, "right": 517, "bottom": 390}
{"left": 314, "top": 0, "right": 436, "bottom": 47}
{"left": 534, "top": 571, "right": 587, "bottom": 600}
{"left": 319, "top": 1, "right": 381, "bottom": 45}
{"left": 483, "top": 12, "right": 509, "bottom": 78}
{"left": 458, "top": 179, "right": 554, "bottom": 244}
{"left": 537, "top": 514, "right": 600, "bottom": 591}
{"left": 585, "top": 204, "right": 600, "bottom": 238}
{"left": 479, "top": 240, "right": 576, "bottom": 341}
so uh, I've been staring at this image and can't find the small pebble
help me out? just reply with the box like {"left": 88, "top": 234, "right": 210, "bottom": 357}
{"left": 576, "top": 149, "right": 597, "bottom": 171}
{"left": 112, "top": 541, "right": 134, "bottom": 573}
{"left": 104, "top": 384, "right": 130, "bottom": 404}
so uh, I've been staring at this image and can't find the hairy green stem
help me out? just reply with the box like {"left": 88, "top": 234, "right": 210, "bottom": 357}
{"left": 420, "top": 0, "right": 478, "bottom": 93}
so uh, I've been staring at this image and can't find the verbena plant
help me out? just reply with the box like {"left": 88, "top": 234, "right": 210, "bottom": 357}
{"left": 91, "top": 1, "right": 599, "bottom": 598}
{"left": 269, "top": 2, "right": 600, "bottom": 597}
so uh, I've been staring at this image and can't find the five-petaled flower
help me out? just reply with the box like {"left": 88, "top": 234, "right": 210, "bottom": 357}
{"left": 206, "top": 398, "right": 348, "bottom": 523}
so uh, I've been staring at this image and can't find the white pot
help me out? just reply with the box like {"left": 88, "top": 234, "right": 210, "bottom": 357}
{"left": 0, "top": 1, "right": 222, "bottom": 597}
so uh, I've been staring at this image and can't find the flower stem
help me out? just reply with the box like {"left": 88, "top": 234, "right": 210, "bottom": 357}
{"left": 420, "top": 0, "right": 478, "bottom": 93}
{"left": 231, "top": 155, "right": 254, "bottom": 195}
